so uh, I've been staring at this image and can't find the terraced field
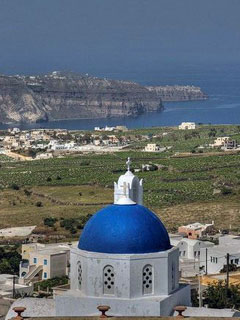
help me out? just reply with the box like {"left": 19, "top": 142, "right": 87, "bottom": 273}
{"left": 1, "top": 125, "right": 240, "bottom": 235}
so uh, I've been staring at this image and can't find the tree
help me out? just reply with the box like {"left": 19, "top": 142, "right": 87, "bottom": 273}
{"left": 203, "top": 280, "right": 240, "bottom": 309}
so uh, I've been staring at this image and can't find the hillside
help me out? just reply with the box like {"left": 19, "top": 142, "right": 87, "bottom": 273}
{"left": 0, "top": 72, "right": 208, "bottom": 124}
{"left": 0, "top": 72, "right": 163, "bottom": 124}
{"left": 146, "top": 85, "right": 208, "bottom": 101}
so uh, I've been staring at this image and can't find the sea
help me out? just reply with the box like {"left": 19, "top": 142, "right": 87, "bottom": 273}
{"left": 1, "top": 63, "right": 240, "bottom": 130}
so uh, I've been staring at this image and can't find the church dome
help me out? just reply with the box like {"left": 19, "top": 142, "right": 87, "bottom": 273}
{"left": 78, "top": 203, "right": 171, "bottom": 254}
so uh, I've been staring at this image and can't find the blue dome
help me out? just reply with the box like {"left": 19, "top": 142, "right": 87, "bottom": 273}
{"left": 78, "top": 204, "right": 171, "bottom": 254}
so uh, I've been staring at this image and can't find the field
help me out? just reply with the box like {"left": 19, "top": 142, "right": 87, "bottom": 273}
{"left": 1, "top": 124, "right": 240, "bottom": 237}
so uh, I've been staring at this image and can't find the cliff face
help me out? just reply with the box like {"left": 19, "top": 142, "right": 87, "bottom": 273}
{"left": 0, "top": 72, "right": 163, "bottom": 124}
{"left": 145, "top": 85, "right": 208, "bottom": 101}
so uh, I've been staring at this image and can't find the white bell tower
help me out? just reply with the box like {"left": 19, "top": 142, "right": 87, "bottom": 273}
{"left": 114, "top": 157, "right": 143, "bottom": 205}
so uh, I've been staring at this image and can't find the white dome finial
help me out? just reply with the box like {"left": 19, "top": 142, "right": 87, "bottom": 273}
{"left": 126, "top": 157, "right": 131, "bottom": 172}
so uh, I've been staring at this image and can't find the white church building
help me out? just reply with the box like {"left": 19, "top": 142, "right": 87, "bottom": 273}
{"left": 55, "top": 158, "right": 191, "bottom": 316}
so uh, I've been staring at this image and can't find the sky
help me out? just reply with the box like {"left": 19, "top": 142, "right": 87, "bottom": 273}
{"left": 0, "top": 0, "right": 240, "bottom": 78}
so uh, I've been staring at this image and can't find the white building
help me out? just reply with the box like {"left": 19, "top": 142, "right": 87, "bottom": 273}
{"left": 49, "top": 141, "right": 76, "bottom": 151}
{"left": 19, "top": 242, "right": 77, "bottom": 284}
{"left": 210, "top": 136, "right": 230, "bottom": 147}
{"left": 94, "top": 126, "right": 115, "bottom": 132}
{"left": 178, "top": 221, "right": 215, "bottom": 239}
{"left": 179, "top": 122, "right": 196, "bottom": 130}
{"left": 55, "top": 158, "right": 190, "bottom": 316}
{"left": 200, "top": 235, "right": 240, "bottom": 274}
{"left": 170, "top": 236, "right": 214, "bottom": 260}
{"left": 170, "top": 235, "right": 214, "bottom": 277}
{"left": 8, "top": 127, "right": 21, "bottom": 134}
{"left": 144, "top": 143, "right": 161, "bottom": 152}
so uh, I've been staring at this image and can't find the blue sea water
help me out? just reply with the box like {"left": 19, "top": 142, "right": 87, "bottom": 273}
{"left": 1, "top": 63, "right": 240, "bottom": 130}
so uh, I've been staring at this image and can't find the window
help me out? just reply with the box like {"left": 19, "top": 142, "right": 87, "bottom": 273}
{"left": 33, "top": 257, "right": 37, "bottom": 264}
{"left": 211, "top": 256, "right": 212, "bottom": 262}
{"left": 44, "top": 272, "right": 47, "bottom": 279}
{"left": 44, "top": 259, "right": 47, "bottom": 265}
{"left": 216, "top": 257, "right": 218, "bottom": 264}
{"left": 143, "top": 265, "right": 153, "bottom": 295}
{"left": 231, "top": 259, "right": 234, "bottom": 264}
{"left": 103, "top": 265, "right": 115, "bottom": 295}
{"left": 77, "top": 261, "right": 82, "bottom": 290}
{"left": 235, "top": 259, "right": 239, "bottom": 265}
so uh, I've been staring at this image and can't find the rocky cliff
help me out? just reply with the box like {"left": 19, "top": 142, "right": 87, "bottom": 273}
{"left": 0, "top": 72, "right": 163, "bottom": 124}
{"left": 146, "top": 85, "right": 208, "bottom": 101}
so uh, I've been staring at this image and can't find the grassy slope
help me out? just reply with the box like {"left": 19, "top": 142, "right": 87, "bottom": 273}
{"left": 1, "top": 124, "right": 240, "bottom": 234}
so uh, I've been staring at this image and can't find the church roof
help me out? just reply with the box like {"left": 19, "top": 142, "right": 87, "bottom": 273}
{"left": 78, "top": 203, "right": 171, "bottom": 254}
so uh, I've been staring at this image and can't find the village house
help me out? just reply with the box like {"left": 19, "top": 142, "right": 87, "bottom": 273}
{"left": 222, "top": 139, "right": 238, "bottom": 150}
{"left": 108, "top": 135, "right": 120, "bottom": 144}
{"left": 170, "top": 236, "right": 214, "bottom": 260}
{"left": 3, "top": 136, "right": 20, "bottom": 149}
{"left": 93, "top": 138, "right": 101, "bottom": 146}
{"left": 210, "top": 136, "right": 231, "bottom": 147}
{"left": 144, "top": 143, "right": 161, "bottom": 152}
{"left": 115, "top": 125, "right": 128, "bottom": 132}
{"left": 200, "top": 235, "right": 240, "bottom": 274}
{"left": 179, "top": 122, "right": 196, "bottom": 130}
{"left": 178, "top": 221, "right": 215, "bottom": 239}
{"left": 94, "top": 126, "right": 115, "bottom": 132}
{"left": 19, "top": 242, "right": 78, "bottom": 284}
{"left": 8, "top": 127, "right": 20, "bottom": 134}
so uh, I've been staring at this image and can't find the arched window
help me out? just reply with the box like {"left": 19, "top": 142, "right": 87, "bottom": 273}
{"left": 143, "top": 264, "right": 153, "bottom": 295}
{"left": 103, "top": 265, "right": 115, "bottom": 295}
{"left": 77, "top": 261, "right": 82, "bottom": 290}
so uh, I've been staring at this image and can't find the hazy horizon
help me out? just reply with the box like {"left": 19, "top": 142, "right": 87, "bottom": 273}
{"left": 0, "top": 0, "right": 240, "bottom": 79}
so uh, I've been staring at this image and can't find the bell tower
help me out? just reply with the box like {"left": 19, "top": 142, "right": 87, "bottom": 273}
{"left": 114, "top": 157, "right": 143, "bottom": 204}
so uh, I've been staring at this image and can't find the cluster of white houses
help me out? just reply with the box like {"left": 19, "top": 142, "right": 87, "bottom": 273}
{"left": 0, "top": 128, "right": 131, "bottom": 159}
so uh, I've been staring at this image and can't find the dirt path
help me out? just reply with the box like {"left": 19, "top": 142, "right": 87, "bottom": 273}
{"left": 5, "top": 151, "right": 33, "bottom": 161}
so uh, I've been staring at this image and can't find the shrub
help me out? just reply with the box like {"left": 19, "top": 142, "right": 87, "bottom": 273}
{"left": 80, "top": 160, "right": 90, "bottom": 166}
{"left": 11, "top": 183, "right": 20, "bottom": 190}
{"left": 44, "top": 217, "right": 58, "bottom": 227}
{"left": 24, "top": 189, "right": 32, "bottom": 196}
{"left": 34, "top": 276, "right": 69, "bottom": 292}
{"left": 221, "top": 186, "right": 232, "bottom": 195}
{"left": 36, "top": 201, "right": 43, "bottom": 207}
